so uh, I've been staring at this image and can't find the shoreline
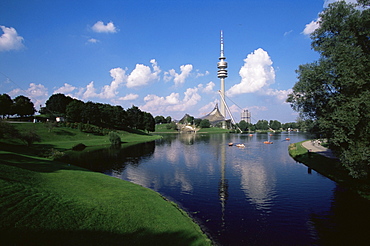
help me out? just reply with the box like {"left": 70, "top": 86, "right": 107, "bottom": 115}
{"left": 289, "top": 140, "right": 370, "bottom": 201}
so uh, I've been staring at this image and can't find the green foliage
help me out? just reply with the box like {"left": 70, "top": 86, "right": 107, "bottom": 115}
{"left": 269, "top": 120, "right": 282, "bottom": 130}
{"left": 287, "top": 1, "right": 370, "bottom": 178}
{"left": 66, "top": 100, "right": 85, "bottom": 122}
{"left": 154, "top": 115, "right": 166, "bottom": 124}
{"left": 45, "top": 93, "right": 74, "bottom": 116}
{"left": 0, "top": 120, "right": 19, "bottom": 139}
{"left": 18, "top": 129, "right": 41, "bottom": 146}
{"left": 0, "top": 93, "right": 13, "bottom": 118}
{"left": 199, "top": 119, "right": 210, "bottom": 128}
{"left": 108, "top": 131, "right": 121, "bottom": 146}
{"left": 255, "top": 120, "right": 269, "bottom": 130}
{"left": 12, "top": 95, "right": 36, "bottom": 117}
{"left": 194, "top": 118, "right": 202, "bottom": 127}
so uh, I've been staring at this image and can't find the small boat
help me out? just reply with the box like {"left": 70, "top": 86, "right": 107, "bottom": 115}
{"left": 249, "top": 134, "right": 253, "bottom": 137}
{"left": 228, "top": 142, "right": 234, "bottom": 146}
{"left": 236, "top": 143, "right": 245, "bottom": 148}
{"left": 285, "top": 138, "right": 290, "bottom": 141}
{"left": 269, "top": 134, "right": 273, "bottom": 136}
{"left": 264, "top": 141, "right": 273, "bottom": 144}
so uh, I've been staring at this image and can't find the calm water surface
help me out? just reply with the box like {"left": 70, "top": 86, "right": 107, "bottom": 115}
{"left": 73, "top": 132, "right": 370, "bottom": 245}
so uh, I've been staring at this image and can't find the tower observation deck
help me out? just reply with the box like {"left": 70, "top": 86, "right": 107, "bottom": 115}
{"left": 217, "top": 30, "right": 228, "bottom": 128}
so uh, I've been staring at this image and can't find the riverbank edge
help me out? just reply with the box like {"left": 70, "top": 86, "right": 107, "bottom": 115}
{"left": 288, "top": 140, "right": 370, "bottom": 200}
{"left": 0, "top": 128, "right": 212, "bottom": 245}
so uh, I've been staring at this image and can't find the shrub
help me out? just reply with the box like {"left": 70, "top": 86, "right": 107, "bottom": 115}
{"left": 109, "top": 131, "right": 121, "bottom": 146}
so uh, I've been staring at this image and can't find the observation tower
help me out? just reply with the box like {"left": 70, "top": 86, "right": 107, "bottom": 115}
{"left": 217, "top": 30, "right": 228, "bottom": 128}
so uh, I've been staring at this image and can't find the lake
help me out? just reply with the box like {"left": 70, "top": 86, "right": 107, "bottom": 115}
{"left": 70, "top": 132, "right": 370, "bottom": 245}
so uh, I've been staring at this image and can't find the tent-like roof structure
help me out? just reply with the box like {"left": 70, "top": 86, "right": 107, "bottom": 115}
{"left": 201, "top": 103, "right": 226, "bottom": 125}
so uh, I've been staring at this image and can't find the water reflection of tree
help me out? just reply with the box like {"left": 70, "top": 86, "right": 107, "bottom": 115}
{"left": 64, "top": 141, "right": 155, "bottom": 172}
{"left": 310, "top": 186, "right": 370, "bottom": 245}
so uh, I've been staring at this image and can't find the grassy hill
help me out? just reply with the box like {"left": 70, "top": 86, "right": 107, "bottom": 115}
{"left": 0, "top": 123, "right": 211, "bottom": 245}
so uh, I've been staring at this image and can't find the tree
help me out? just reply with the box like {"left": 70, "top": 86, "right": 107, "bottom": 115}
{"left": 12, "top": 95, "right": 35, "bottom": 117}
{"left": 143, "top": 112, "right": 155, "bottom": 132}
{"left": 239, "top": 120, "right": 248, "bottom": 131}
{"left": 199, "top": 119, "right": 211, "bottom": 128}
{"left": 45, "top": 93, "right": 74, "bottom": 116}
{"left": 19, "top": 129, "right": 41, "bottom": 146}
{"left": 165, "top": 116, "right": 172, "bottom": 123}
{"left": 255, "top": 120, "right": 269, "bottom": 130}
{"left": 109, "top": 131, "right": 121, "bottom": 146}
{"left": 287, "top": 0, "right": 370, "bottom": 178}
{"left": 0, "top": 94, "right": 13, "bottom": 118}
{"left": 66, "top": 100, "right": 85, "bottom": 122}
{"left": 194, "top": 118, "right": 202, "bottom": 127}
{"left": 126, "top": 105, "right": 144, "bottom": 130}
{"left": 154, "top": 115, "right": 166, "bottom": 124}
{"left": 269, "top": 120, "right": 282, "bottom": 131}
{"left": 82, "top": 101, "right": 100, "bottom": 125}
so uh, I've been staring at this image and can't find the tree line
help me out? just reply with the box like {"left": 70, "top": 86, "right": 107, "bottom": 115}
{"left": 41, "top": 93, "right": 155, "bottom": 132}
{"left": 0, "top": 93, "right": 155, "bottom": 133}
{"left": 0, "top": 94, "right": 36, "bottom": 118}
{"left": 287, "top": 0, "right": 370, "bottom": 178}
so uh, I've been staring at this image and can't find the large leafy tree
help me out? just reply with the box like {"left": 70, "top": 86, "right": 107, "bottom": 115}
{"left": 45, "top": 93, "right": 74, "bottom": 116}
{"left": 143, "top": 112, "right": 155, "bottom": 132}
{"left": 12, "top": 95, "right": 36, "bottom": 117}
{"left": 66, "top": 99, "right": 85, "bottom": 122}
{"left": 0, "top": 94, "right": 13, "bottom": 118}
{"left": 287, "top": 1, "right": 370, "bottom": 178}
{"left": 126, "top": 105, "right": 144, "bottom": 130}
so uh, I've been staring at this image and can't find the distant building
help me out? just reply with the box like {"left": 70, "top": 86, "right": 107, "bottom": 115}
{"left": 241, "top": 110, "right": 251, "bottom": 124}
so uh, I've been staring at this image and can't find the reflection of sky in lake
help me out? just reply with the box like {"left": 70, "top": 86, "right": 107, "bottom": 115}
{"left": 106, "top": 132, "right": 370, "bottom": 245}
{"left": 233, "top": 158, "right": 276, "bottom": 211}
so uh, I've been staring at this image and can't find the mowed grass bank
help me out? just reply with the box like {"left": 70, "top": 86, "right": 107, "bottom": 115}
{"left": 9, "top": 122, "right": 161, "bottom": 150}
{"left": 0, "top": 123, "right": 211, "bottom": 245}
{"left": 289, "top": 140, "right": 370, "bottom": 200}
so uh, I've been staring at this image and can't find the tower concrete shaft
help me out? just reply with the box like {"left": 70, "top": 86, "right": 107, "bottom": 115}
{"left": 217, "top": 30, "right": 228, "bottom": 128}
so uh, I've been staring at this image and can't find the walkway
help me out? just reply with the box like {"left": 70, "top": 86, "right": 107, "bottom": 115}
{"left": 301, "top": 140, "right": 338, "bottom": 159}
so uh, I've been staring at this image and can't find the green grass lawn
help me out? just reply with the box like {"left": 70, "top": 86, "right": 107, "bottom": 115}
{"left": 0, "top": 123, "right": 211, "bottom": 245}
{"left": 289, "top": 140, "right": 370, "bottom": 200}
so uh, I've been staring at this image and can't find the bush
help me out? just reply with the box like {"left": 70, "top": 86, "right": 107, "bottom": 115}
{"left": 18, "top": 129, "right": 41, "bottom": 146}
{"left": 109, "top": 131, "right": 121, "bottom": 146}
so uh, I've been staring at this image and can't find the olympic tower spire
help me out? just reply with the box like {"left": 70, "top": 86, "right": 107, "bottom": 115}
{"left": 217, "top": 30, "right": 228, "bottom": 128}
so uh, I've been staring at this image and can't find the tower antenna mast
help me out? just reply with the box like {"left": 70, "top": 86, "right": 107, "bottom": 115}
{"left": 217, "top": 30, "right": 228, "bottom": 128}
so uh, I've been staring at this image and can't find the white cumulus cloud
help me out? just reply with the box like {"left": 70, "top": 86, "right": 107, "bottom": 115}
{"left": 91, "top": 21, "right": 117, "bottom": 33}
{"left": 0, "top": 25, "right": 25, "bottom": 51}
{"left": 227, "top": 48, "right": 275, "bottom": 96}
{"left": 53, "top": 83, "right": 77, "bottom": 95}
{"left": 141, "top": 86, "right": 201, "bottom": 115}
{"left": 82, "top": 81, "right": 98, "bottom": 99}
{"left": 126, "top": 59, "right": 160, "bottom": 88}
{"left": 119, "top": 93, "right": 139, "bottom": 101}
{"left": 302, "top": 18, "right": 321, "bottom": 35}
{"left": 164, "top": 64, "right": 193, "bottom": 86}
{"left": 8, "top": 83, "right": 48, "bottom": 109}
{"left": 199, "top": 81, "right": 215, "bottom": 94}
{"left": 100, "top": 67, "right": 127, "bottom": 98}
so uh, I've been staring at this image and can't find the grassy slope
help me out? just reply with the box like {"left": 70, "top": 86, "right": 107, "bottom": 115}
{"left": 0, "top": 123, "right": 211, "bottom": 245}
{"left": 289, "top": 140, "right": 370, "bottom": 200}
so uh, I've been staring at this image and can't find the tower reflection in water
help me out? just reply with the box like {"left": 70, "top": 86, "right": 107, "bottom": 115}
{"left": 218, "top": 134, "right": 228, "bottom": 229}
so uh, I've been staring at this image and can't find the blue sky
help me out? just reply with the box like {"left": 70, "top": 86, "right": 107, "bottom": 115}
{"left": 0, "top": 0, "right": 355, "bottom": 123}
